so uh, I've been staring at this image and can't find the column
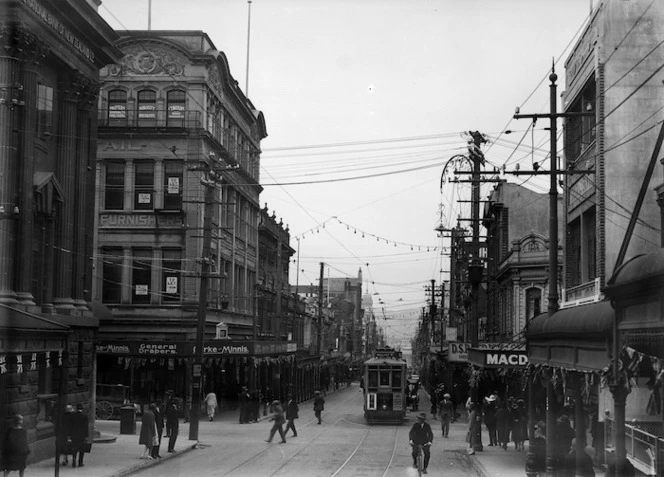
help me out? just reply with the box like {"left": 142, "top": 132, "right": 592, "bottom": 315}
{"left": 16, "top": 46, "right": 45, "bottom": 305}
{"left": 73, "top": 75, "right": 98, "bottom": 308}
{"left": 545, "top": 377, "right": 556, "bottom": 476}
{"left": 53, "top": 74, "right": 79, "bottom": 309}
{"left": 525, "top": 369, "right": 538, "bottom": 477}
{"left": 0, "top": 53, "right": 20, "bottom": 303}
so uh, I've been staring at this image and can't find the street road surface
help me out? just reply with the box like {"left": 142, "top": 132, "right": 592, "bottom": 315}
{"left": 132, "top": 383, "right": 480, "bottom": 477}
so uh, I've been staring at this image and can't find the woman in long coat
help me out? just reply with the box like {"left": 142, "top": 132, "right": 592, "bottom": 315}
{"left": 139, "top": 404, "right": 157, "bottom": 459}
{"left": 495, "top": 401, "right": 511, "bottom": 450}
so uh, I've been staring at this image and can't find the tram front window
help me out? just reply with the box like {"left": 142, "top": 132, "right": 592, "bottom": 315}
{"left": 392, "top": 371, "right": 402, "bottom": 389}
{"left": 380, "top": 371, "right": 390, "bottom": 386}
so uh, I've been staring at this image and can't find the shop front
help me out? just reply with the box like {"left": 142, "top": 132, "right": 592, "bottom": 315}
{"left": 96, "top": 340, "right": 297, "bottom": 416}
{"left": 525, "top": 301, "right": 613, "bottom": 475}
{"left": 604, "top": 248, "right": 664, "bottom": 476}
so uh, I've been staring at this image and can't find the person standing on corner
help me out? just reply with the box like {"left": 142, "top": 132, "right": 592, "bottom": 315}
{"left": 484, "top": 394, "right": 498, "bottom": 446}
{"left": 139, "top": 403, "right": 157, "bottom": 460}
{"left": 70, "top": 403, "right": 89, "bottom": 468}
{"left": 165, "top": 392, "right": 180, "bottom": 453}
{"left": 284, "top": 394, "right": 299, "bottom": 437}
{"left": 1, "top": 414, "right": 30, "bottom": 477}
{"left": 467, "top": 401, "right": 479, "bottom": 455}
{"left": 58, "top": 404, "right": 74, "bottom": 466}
{"left": 313, "top": 390, "right": 325, "bottom": 424}
{"left": 151, "top": 401, "right": 164, "bottom": 459}
{"left": 205, "top": 391, "right": 218, "bottom": 422}
{"left": 265, "top": 400, "right": 287, "bottom": 444}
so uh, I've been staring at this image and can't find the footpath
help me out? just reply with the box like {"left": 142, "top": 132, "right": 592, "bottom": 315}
{"left": 27, "top": 404, "right": 272, "bottom": 477}
{"left": 27, "top": 385, "right": 605, "bottom": 477}
{"left": 417, "top": 389, "right": 607, "bottom": 477}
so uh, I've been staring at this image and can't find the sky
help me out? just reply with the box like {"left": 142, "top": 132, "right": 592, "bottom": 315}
{"left": 99, "top": 0, "right": 594, "bottom": 346}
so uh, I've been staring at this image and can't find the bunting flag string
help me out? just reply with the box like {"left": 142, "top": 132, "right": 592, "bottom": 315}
{"left": 46, "top": 353, "right": 50, "bottom": 368}
{"left": 0, "top": 355, "right": 6, "bottom": 374}
{"left": 30, "top": 353, "right": 37, "bottom": 371}
{"left": 293, "top": 216, "right": 443, "bottom": 252}
{"left": 16, "top": 355, "right": 23, "bottom": 374}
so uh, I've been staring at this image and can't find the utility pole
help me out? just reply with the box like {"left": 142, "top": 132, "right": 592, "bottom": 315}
{"left": 187, "top": 156, "right": 239, "bottom": 442}
{"left": 467, "top": 130, "right": 486, "bottom": 453}
{"left": 318, "top": 262, "right": 324, "bottom": 355}
{"left": 189, "top": 160, "right": 214, "bottom": 442}
{"left": 514, "top": 66, "right": 592, "bottom": 477}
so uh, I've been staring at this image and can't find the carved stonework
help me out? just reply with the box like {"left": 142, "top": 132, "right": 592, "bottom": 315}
{"left": 524, "top": 241, "right": 541, "bottom": 253}
{"left": 207, "top": 63, "right": 223, "bottom": 95}
{"left": 112, "top": 45, "right": 185, "bottom": 76}
{"left": 0, "top": 22, "right": 49, "bottom": 64}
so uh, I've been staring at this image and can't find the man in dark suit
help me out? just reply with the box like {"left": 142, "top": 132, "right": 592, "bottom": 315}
{"left": 284, "top": 394, "right": 299, "bottom": 437}
{"left": 165, "top": 393, "right": 180, "bottom": 453}
{"left": 409, "top": 412, "right": 434, "bottom": 474}
{"left": 69, "top": 403, "right": 89, "bottom": 468}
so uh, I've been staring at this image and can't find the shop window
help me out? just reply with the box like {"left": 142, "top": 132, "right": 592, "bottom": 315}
{"left": 37, "top": 83, "right": 53, "bottom": 138}
{"left": 137, "top": 89, "right": 157, "bottom": 125}
{"left": 105, "top": 161, "right": 125, "bottom": 210}
{"left": 162, "top": 249, "right": 182, "bottom": 303}
{"left": 132, "top": 249, "right": 152, "bottom": 304}
{"left": 134, "top": 161, "right": 154, "bottom": 210}
{"left": 167, "top": 90, "right": 185, "bottom": 127}
{"left": 163, "top": 161, "right": 183, "bottom": 210}
{"left": 108, "top": 89, "right": 127, "bottom": 125}
{"left": 101, "top": 248, "right": 123, "bottom": 304}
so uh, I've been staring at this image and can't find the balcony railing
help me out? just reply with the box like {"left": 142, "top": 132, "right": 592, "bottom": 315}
{"left": 98, "top": 108, "right": 202, "bottom": 129}
{"left": 606, "top": 417, "right": 663, "bottom": 476}
{"left": 560, "top": 277, "right": 602, "bottom": 309}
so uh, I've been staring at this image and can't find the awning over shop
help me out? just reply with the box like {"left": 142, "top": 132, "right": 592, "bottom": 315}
{"left": 526, "top": 301, "right": 613, "bottom": 372}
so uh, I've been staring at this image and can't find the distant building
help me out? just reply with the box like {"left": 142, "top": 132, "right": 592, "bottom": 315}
{"left": 483, "top": 182, "right": 562, "bottom": 341}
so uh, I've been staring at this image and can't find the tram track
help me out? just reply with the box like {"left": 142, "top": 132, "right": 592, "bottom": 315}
{"left": 220, "top": 390, "right": 363, "bottom": 477}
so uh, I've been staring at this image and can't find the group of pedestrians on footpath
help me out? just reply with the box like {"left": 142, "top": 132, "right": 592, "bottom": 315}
{"left": 138, "top": 391, "right": 180, "bottom": 460}
{"left": 56, "top": 403, "right": 90, "bottom": 469}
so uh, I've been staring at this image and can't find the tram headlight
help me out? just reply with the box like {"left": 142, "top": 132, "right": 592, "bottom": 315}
{"left": 382, "top": 403, "right": 387, "bottom": 410}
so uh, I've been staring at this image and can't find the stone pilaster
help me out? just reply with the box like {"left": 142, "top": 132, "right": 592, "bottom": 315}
{"left": 15, "top": 29, "right": 48, "bottom": 306}
{"left": 53, "top": 75, "right": 80, "bottom": 310}
{"left": 0, "top": 26, "right": 20, "bottom": 303}
{"left": 73, "top": 75, "right": 98, "bottom": 309}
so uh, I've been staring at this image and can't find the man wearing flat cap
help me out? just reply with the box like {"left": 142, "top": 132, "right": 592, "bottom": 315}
{"left": 265, "top": 400, "right": 287, "bottom": 444}
{"left": 409, "top": 412, "right": 433, "bottom": 473}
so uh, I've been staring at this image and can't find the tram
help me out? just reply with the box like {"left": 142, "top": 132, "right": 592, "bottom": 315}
{"left": 362, "top": 347, "right": 407, "bottom": 424}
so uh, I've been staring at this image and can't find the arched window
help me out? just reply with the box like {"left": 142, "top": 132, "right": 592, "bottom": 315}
{"left": 108, "top": 89, "right": 127, "bottom": 125}
{"left": 167, "top": 90, "right": 186, "bottom": 127}
{"left": 137, "top": 89, "right": 157, "bottom": 125}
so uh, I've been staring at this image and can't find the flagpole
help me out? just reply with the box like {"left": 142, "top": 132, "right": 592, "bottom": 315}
{"left": 245, "top": 0, "right": 252, "bottom": 95}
